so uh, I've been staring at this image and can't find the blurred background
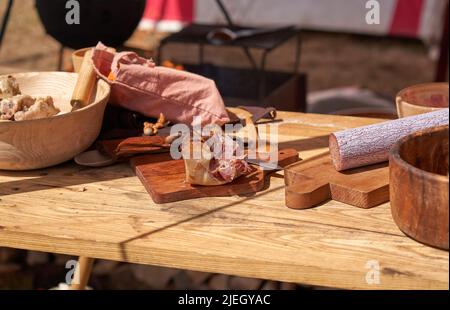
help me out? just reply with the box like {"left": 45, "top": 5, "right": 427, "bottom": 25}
{"left": 0, "top": 0, "right": 448, "bottom": 289}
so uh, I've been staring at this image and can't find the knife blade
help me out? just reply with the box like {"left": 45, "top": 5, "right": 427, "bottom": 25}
{"left": 246, "top": 158, "right": 284, "bottom": 171}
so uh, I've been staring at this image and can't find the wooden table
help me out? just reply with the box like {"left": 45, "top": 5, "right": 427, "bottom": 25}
{"left": 0, "top": 112, "right": 448, "bottom": 290}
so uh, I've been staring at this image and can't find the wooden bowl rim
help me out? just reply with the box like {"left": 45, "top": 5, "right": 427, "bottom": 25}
{"left": 0, "top": 72, "right": 110, "bottom": 127}
{"left": 397, "top": 100, "right": 446, "bottom": 112}
{"left": 72, "top": 47, "right": 95, "bottom": 58}
{"left": 396, "top": 82, "right": 449, "bottom": 108}
{"left": 389, "top": 125, "right": 449, "bottom": 183}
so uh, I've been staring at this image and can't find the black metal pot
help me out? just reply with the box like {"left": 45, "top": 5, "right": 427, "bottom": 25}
{"left": 35, "top": 0, "right": 147, "bottom": 49}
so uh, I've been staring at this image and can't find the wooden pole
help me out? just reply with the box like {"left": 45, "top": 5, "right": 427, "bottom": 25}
{"left": 70, "top": 256, "right": 95, "bottom": 290}
{"left": 0, "top": 0, "right": 14, "bottom": 50}
{"left": 435, "top": 1, "right": 449, "bottom": 82}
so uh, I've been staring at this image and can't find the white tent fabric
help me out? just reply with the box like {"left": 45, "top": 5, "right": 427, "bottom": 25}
{"left": 196, "top": 0, "right": 396, "bottom": 35}
{"left": 140, "top": 0, "right": 447, "bottom": 45}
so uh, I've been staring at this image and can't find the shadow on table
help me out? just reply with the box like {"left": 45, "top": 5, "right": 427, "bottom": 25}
{"left": 0, "top": 135, "right": 328, "bottom": 197}
{"left": 117, "top": 185, "right": 287, "bottom": 261}
{"left": 0, "top": 161, "right": 133, "bottom": 197}
{"left": 277, "top": 135, "right": 329, "bottom": 152}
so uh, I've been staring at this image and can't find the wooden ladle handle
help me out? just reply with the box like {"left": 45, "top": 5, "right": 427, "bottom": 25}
{"left": 71, "top": 49, "right": 97, "bottom": 111}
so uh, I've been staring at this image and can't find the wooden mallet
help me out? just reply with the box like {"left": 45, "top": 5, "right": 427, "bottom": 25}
{"left": 70, "top": 49, "right": 97, "bottom": 111}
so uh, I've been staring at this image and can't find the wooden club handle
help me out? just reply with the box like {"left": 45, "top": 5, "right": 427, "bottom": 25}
{"left": 71, "top": 49, "right": 97, "bottom": 111}
{"left": 329, "top": 109, "right": 449, "bottom": 171}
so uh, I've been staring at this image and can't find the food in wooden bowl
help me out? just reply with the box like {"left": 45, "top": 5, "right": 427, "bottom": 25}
{"left": 1, "top": 75, "right": 61, "bottom": 122}
{"left": 389, "top": 125, "right": 449, "bottom": 250}
{"left": 396, "top": 83, "right": 449, "bottom": 118}
{"left": 0, "top": 72, "right": 110, "bottom": 170}
{"left": 0, "top": 75, "right": 21, "bottom": 99}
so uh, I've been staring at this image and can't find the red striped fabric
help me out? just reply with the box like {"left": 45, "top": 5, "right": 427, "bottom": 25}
{"left": 389, "top": 0, "right": 424, "bottom": 37}
{"left": 143, "top": 0, "right": 194, "bottom": 22}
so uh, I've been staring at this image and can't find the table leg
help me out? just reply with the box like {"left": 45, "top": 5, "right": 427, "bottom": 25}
{"left": 0, "top": 0, "right": 14, "bottom": 50}
{"left": 70, "top": 256, "right": 95, "bottom": 290}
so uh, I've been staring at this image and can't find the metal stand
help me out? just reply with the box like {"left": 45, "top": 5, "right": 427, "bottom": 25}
{"left": 215, "top": 0, "right": 257, "bottom": 69}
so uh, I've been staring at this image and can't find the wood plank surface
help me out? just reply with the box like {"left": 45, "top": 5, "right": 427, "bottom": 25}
{"left": 0, "top": 112, "right": 448, "bottom": 290}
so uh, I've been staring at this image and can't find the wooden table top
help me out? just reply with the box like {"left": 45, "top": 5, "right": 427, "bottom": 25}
{"left": 0, "top": 112, "right": 448, "bottom": 290}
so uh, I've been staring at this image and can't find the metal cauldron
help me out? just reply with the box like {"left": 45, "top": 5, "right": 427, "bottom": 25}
{"left": 35, "top": 0, "right": 147, "bottom": 49}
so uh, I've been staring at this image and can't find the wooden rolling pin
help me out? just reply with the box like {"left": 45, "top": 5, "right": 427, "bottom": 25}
{"left": 329, "top": 109, "right": 449, "bottom": 171}
{"left": 71, "top": 49, "right": 97, "bottom": 111}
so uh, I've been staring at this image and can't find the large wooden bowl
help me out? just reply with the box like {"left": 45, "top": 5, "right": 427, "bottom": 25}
{"left": 0, "top": 72, "right": 110, "bottom": 170}
{"left": 396, "top": 83, "right": 449, "bottom": 118}
{"left": 389, "top": 125, "right": 449, "bottom": 250}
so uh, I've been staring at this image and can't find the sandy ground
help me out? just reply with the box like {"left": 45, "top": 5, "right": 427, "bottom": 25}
{"left": 0, "top": 0, "right": 436, "bottom": 99}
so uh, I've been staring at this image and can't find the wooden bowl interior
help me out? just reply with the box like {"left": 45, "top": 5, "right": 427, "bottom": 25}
{"left": 14, "top": 72, "right": 106, "bottom": 113}
{"left": 398, "top": 83, "right": 449, "bottom": 108}
{"left": 398, "top": 126, "right": 449, "bottom": 177}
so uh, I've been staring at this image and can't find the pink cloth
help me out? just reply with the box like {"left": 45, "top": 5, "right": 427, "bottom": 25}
{"left": 91, "top": 42, "right": 229, "bottom": 126}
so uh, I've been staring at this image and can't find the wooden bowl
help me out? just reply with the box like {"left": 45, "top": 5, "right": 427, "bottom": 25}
{"left": 396, "top": 83, "right": 449, "bottom": 118}
{"left": 0, "top": 72, "right": 110, "bottom": 170}
{"left": 72, "top": 47, "right": 116, "bottom": 73}
{"left": 389, "top": 125, "right": 449, "bottom": 250}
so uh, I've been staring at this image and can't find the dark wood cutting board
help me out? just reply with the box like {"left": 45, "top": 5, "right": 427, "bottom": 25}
{"left": 285, "top": 152, "right": 389, "bottom": 209}
{"left": 131, "top": 149, "right": 299, "bottom": 204}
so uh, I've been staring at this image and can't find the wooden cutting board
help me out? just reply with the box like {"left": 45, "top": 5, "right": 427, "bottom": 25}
{"left": 131, "top": 149, "right": 299, "bottom": 204}
{"left": 285, "top": 152, "right": 389, "bottom": 209}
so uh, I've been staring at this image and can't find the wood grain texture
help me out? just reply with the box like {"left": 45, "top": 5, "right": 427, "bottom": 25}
{"left": 131, "top": 149, "right": 299, "bottom": 204}
{"left": 285, "top": 152, "right": 389, "bottom": 209}
{"left": 70, "top": 50, "right": 97, "bottom": 110}
{"left": 0, "top": 72, "right": 110, "bottom": 170}
{"left": 329, "top": 109, "right": 449, "bottom": 171}
{"left": 0, "top": 112, "right": 448, "bottom": 290}
{"left": 390, "top": 125, "right": 449, "bottom": 250}
{"left": 72, "top": 47, "right": 94, "bottom": 74}
{"left": 72, "top": 47, "right": 116, "bottom": 74}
